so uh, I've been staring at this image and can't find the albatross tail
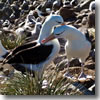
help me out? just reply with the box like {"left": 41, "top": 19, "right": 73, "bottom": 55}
{"left": 0, "top": 40, "right": 8, "bottom": 60}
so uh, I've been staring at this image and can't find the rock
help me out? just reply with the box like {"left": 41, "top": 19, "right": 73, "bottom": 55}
{"left": 0, "top": 63, "right": 14, "bottom": 77}
{"left": 88, "top": 28, "right": 95, "bottom": 50}
{"left": 52, "top": 0, "right": 63, "bottom": 11}
{"left": 85, "top": 59, "right": 95, "bottom": 69}
{"left": 29, "top": 5, "right": 35, "bottom": 10}
{"left": 0, "top": 2, "right": 4, "bottom": 9}
{"left": 69, "top": 59, "right": 81, "bottom": 67}
{"left": 0, "top": 75, "right": 7, "bottom": 84}
{"left": 66, "top": 67, "right": 95, "bottom": 80}
{"left": 63, "top": 0, "right": 70, "bottom": 6}
{"left": 80, "top": 9, "right": 89, "bottom": 14}
{"left": 85, "top": 63, "right": 95, "bottom": 70}
{"left": 54, "top": 58, "right": 81, "bottom": 72}
{"left": 74, "top": 19, "right": 82, "bottom": 28}
{"left": 43, "top": 0, "right": 56, "bottom": 9}
{"left": 77, "top": 11, "right": 88, "bottom": 20}
{"left": 79, "top": 26, "right": 89, "bottom": 38}
{"left": 79, "top": 79, "right": 95, "bottom": 89}
{"left": 78, "top": 0, "right": 94, "bottom": 11}
{"left": 54, "top": 55, "right": 66, "bottom": 65}
{"left": 73, "top": 24, "right": 81, "bottom": 29}
{"left": 89, "top": 49, "right": 95, "bottom": 62}
{"left": 67, "top": 84, "right": 76, "bottom": 91}
{"left": 88, "top": 84, "right": 95, "bottom": 93}
{"left": 81, "top": 17, "right": 87, "bottom": 25}
{"left": 21, "top": 0, "right": 29, "bottom": 10}
{"left": 59, "top": 6, "right": 77, "bottom": 21}
{"left": 1, "top": 5, "right": 13, "bottom": 20}
{"left": 3, "top": 69, "right": 9, "bottom": 76}
{"left": 87, "top": 12, "right": 95, "bottom": 28}
{"left": 55, "top": 59, "right": 68, "bottom": 71}
{"left": 0, "top": 67, "right": 3, "bottom": 71}
{"left": 74, "top": 19, "right": 82, "bottom": 25}
{"left": 32, "top": 0, "right": 40, "bottom": 8}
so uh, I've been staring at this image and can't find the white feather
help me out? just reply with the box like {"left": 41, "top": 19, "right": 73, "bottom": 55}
{"left": 0, "top": 40, "right": 8, "bottom": 60}
{"left": 53, "top": 25, "right": 91, "bottom": 63}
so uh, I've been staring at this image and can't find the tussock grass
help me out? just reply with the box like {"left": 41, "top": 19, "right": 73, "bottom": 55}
{"left": 0, "top": 33, "right": 82, "bottom": 95}
{"left": 1, "top": 71, "right": 83, "bottom": 95}
{"left": 88, "top": 28, "right": 95, "bottom": 39}
{"left": 0, "top": 33, "right": 25, "bottom": 50}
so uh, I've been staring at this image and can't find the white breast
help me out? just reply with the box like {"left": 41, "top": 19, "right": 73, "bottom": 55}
{"left": 65, "top": 39, "right": 91, "bottom": 62}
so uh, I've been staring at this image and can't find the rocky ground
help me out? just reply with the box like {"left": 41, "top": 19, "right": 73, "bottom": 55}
{"left": 0, "top": 0, "right": 95, "bottom": 95}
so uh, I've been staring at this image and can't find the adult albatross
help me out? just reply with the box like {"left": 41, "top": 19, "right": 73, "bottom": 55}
{"left": 42, "top": 24, "right": 92, "bottom": 81}
{"left": 0, "top": 14, "right": 64, "bottom": 79}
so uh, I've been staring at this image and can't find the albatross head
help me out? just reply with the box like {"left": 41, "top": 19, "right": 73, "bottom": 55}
{"left": 41, "top": 23, "right": 66, "bottom": 44}
{"left": 45, "top": 14, "right": 64, "bottom": 25}
{"left": 38, "top": 14, "right": 64, "bottom": 43}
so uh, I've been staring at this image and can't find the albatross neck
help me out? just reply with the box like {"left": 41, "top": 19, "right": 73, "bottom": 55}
{"left": 37, "top": 22, "right": 54, "bottom": 43}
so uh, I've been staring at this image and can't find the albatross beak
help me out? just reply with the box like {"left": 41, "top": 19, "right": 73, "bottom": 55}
{"left": 60, "top": 22, "right": 66, "bottom": 26}
{"left": 41, "top": 34, "right": 55, "bottom": 44}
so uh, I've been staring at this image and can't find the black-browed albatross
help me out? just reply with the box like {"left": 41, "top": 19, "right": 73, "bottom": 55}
{"left": 42, "top": 24, "right": 92, "bottom": 81}
{"left": 0, "top": 14, "right": 64, "bottom": 79}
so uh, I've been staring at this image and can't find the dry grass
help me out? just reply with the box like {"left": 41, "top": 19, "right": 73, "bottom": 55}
{"left": 0, "top": 71, "right": 83, "bottom": 95}
{"left": 0, "top": 32, "right": 83, "bottom": 95}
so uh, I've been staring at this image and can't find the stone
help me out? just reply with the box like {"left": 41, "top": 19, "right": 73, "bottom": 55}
{"left": 3, "top": 69, "right": 9, "bottom": 76}
{"left": 87, "top": 12, "right": 95, "bottom": 28}
{"left": 69, "top": 59, "right": 81, "bottom": 67}
{"left": 59, "top": 6, "right": 77, "bottom": 21}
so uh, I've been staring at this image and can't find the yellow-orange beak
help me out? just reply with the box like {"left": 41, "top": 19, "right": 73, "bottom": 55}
{"left": 41, "top": 34, "right": 55, "bottom": 44}
{"left": 60, "top": 22, "right": 66, "bottom": 26}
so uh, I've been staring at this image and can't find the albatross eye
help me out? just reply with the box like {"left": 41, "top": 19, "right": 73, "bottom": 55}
{"left": 55, "top": 30, "right": 65, "bottom": 36}
{"left": 55, "top": 33, "right": 61, "bottom": 35}
{"left": 56, "top": 21, "right": 62, "bottom": 24}
{"left": 54, "top": 26, "right": 57, "bottom": 30}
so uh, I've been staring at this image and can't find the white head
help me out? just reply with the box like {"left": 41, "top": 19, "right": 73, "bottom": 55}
{"left": 44, "top": 14, "right": 64, "bottom": 25}
{"left": 25, "top": 12, "right": 36, "bottom": 25}
{"left": 41, "top": 24, "right": 66, "bottom": 44}
{"left": 38, "top": 14, "right": 64, "bottom": 43}
{"left": 41, "top": 24, "right": 85, "bottom": 44}
{"left": 31, "top": 22, "right": 42, "bottom": 35}
{"left": 89, "top": 1, "right": 95, "bottom": 11}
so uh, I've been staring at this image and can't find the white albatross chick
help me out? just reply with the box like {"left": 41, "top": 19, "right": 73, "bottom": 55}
{"left": 42, "top": 24, "right": 92, "bottom": 81}
{"left": 24, "top": 10, "right": 36, "bottom": 29}
{"left": 31, "top": 22, "right": 42, "bottom": 36}
{"left": 89, "top": 1, "right": 95, "bottom": 11}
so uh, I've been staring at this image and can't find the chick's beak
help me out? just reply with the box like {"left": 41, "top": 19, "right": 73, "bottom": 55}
{"left": 41, "top": 34, "right": 55, "bottom": 44}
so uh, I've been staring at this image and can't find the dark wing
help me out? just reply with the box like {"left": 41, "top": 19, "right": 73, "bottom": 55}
{"left": 3, "top": 40, "right": 37, "bottom": 61}
{"left": 4, "top": 43, "right": 53, "bottom": 64}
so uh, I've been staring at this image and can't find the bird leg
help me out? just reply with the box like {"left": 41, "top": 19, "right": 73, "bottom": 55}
{"left": 78, "top": 63, "right": 87, "bottom": 81}
{"left": 78, "top": 63, "right": 93, "bottom": 81}
{"left": 64, "top": 62, "right": 76, "bottom": 79}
